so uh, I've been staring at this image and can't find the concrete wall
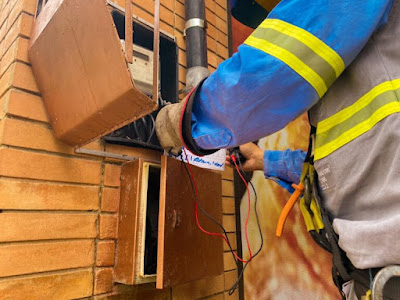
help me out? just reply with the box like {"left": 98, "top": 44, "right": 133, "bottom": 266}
{"left": 0, "top": 0, "right": 238, "bottom": 299}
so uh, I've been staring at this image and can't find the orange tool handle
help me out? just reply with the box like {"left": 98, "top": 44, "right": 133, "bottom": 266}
{"left": 276, "top": 183, "right": 304, "bottom": 237}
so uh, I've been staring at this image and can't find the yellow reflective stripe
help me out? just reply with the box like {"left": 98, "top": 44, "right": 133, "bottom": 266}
{"left": 318, "top": 79, "right": 400, "bottom": 134}
{"left": 315, "top": 102, "right": 400, "bottom": 161}
{"left": 260, "top": 19, "right": 345, "bottom": 78}
{"left": 244, "top": 35, "right": 327, "bottom": 97}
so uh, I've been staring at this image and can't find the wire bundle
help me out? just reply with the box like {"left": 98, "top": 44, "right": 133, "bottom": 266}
{"left": 181, "top": 149, "right": 264, "bottom": 295}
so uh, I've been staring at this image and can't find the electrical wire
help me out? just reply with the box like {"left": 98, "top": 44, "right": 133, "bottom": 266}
{"left": 231, "top": 155, "right": 253, "bottom": 259}
{"left": 181, "top": 149, "right": 250, "bottom": 263}
{"left": 181, "top": 148, "right": 264, "bottom": 295}
{"left": 228, "top": 158, "right": 264, "bottom": 295}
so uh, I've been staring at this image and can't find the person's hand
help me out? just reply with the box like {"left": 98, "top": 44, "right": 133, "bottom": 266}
{"left": 225, "top": 143, "right": 264, "bottom": 172}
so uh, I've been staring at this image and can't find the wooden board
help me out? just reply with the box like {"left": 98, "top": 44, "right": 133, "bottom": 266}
{"left": 115, "top": 159, "right": 143, "bottom": 284}
{"left": 157, "top": 156, "right": 224, "bottom": 289}
{"left": 28, "top": 0, "right": 157, "bottom": 147}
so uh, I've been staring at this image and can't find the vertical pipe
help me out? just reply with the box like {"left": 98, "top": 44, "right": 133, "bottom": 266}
{"left": 185, "top": 0, "right": 210, "bottom": 90}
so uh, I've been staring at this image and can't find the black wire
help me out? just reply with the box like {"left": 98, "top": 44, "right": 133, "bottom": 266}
{"left": 180, "top": 156, "right": 239, "bottom": 266}
{"left": 147, "top": 114, "right": 156, "bottom": 143}
{"left": 180, "top": 154, "right": 264, "bottom": 295}
{"left": 228, "top": 160, "right": 264, "bottom": 295}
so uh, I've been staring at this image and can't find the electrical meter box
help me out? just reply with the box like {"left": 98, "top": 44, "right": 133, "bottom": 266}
{"left": 28, "top": 0, "right": 160, "bottom": 148}
{"left": 121, "top": 42, "right": 157, "bottom": 97}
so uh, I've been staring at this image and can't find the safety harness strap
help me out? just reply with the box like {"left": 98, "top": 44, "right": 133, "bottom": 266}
{"left": 304, "top": 126, "right": 352, "bottom": 299}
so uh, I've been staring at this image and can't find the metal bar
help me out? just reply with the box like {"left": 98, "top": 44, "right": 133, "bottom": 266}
{"left": 75, "top": 148, "right": 160, "bottom": 165}
{"left": 152, "top": 0, "right": 160, "bottom": 102}
{"left": 372, "top": 265, "right": 400, "bottom": 300}
{"left": 75, "top": 148, "right": 138, "bottom": 161}
{"left": 125, "top": 0, "right": 133, "bottom": 63}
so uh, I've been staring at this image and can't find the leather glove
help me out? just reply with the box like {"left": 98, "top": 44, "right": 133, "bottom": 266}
{"left": 155, "top": 81, "right": 217, "bottom": 157}
{"left": 155, "top": 100, "right": 185, "bottom": 156}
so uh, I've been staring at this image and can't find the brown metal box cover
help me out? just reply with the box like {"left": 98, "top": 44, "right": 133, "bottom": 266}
{"left": 28, "top": 0, "right": 158, "bottom": 147}
{"left": 115, "top": 156, "right": 224, "bottom": 288}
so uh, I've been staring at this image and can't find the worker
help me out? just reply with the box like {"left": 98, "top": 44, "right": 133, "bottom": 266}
{"left": 155, "top": 0, "right": 400, "bottom": 299}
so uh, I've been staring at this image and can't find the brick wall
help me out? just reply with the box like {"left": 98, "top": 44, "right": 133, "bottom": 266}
{"left": 0, "top": 0, "right": 238, "bottom": 299}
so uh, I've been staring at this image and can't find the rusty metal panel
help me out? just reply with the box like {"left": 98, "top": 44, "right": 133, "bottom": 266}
{"left": 28, "top": 0, "right": 157, "bottom": 147}
{"left": 157, "top": 156, "right": 224, "bottom": 289}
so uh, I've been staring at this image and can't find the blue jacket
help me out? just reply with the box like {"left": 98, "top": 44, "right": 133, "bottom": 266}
{"left": 190, "top": 0, "right": 393, "bottom": 187}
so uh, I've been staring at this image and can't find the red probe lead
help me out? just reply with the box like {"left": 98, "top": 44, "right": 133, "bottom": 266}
{"left": 183, "top": 148, "right": 253, "bottom": 263}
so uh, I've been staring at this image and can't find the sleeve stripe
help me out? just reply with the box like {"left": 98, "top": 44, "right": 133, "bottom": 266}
{"left": 260, "top": 19, "right": 345, "bottom": 77}
{"left": 244, "top": 35, "right": 327, "bottom": 98}
{"left": 252, "top": 28, "right": 337, "bottom": 90}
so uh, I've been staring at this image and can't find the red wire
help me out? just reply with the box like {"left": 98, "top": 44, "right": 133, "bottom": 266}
{"left": 182, "top": 148, "right": 253, "bottom": 263}
{"left": 231, "top": 155, "right": 253, "bottom": 260}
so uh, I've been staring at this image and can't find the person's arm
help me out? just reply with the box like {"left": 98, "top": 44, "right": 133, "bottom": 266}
{"left": 189, "top": 0, "right": 393, "bottom": 151}
{"left": 226, "top": 143, "right": 306, "bottom": 193}
{"left": 263, "top": 149, "right": 306, "bottom": 193}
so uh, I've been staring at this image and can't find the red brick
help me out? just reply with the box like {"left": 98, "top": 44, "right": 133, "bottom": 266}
{"left": 0, "top": 61, "right": 13, "bottom": 97}
{"left": 175, "top": 30, "right": 186, "bottom": 51}
{"left": 205, "top": 0, "right": 215, "bottom": 11}
{"left": 0, "top": 37, "right": 29, "bottom": 76}
{"left": 6, "top": 0, "right": 36, "bottom": 33}
{"left": 174, "top": 13, "right": 184, "bottom": 31}
{"left": 0, "top": 148, "right": 102, "bottom": 184}
{"left": 179, "top": 64, "right": 186, "bottom": 84}
{"left": 0, "top": 212, "right": 97, "bottom": 242}
{"left": 94, "top": 268, "right": 113, "bottom": 295}
{"left": 10, "top": 62, "right": 39, "bottom": 93}
{"left": 223, "top": 215, "right": 236, "bottom": 232}
{"left": 0, "top": 117, "right": 76, "bottom": 154}
{"left": 2, "top": 13, "right": 33, "bottom": 57}
{"left": 208, "top": 23, "right": 217, "bottom": 40}
{"left": 96, "top": 240, "right": 116, "bottom": 267}
{"left": 0, "top": 269, "right": 93, "bottom": 299}
{"left": 224, "top": 269, "right": 238, "bottom": 291}
{"left": 215, "top": 4, "right": 227, "bottom": 22}
{"left": 223, "top": 251, "right": 237, "bottom": 271}
{"left": 222, "top": 166, "right": 233, "bottom": 180}
{"left": 101, "top": 187, "right": 120, "bottom": 213}
{"left": 0, "top": 240, "right": 94, "bottom": 277}
{"left": 205, "top": 8, "right": 216, "bottom": 27}
{"left": 175, "top": 1, "right": 185, "bottom": 18}
{"left": 178, "top": 48, "right": 186, "bottom": 67}
{"left": 217, "top": 29, "right": 229, "bottom": 47}
{"left": 3, "top": 89, "right": 48, "bottom": 122}
{"left": 216, "top": 0, "right": 227, "bottom": 10}
{"left": 223, "top": 232, "right": 237, "bottom": 252}
{"left": 99, "top": 214, "right": 117, "bottom": 239}
{"left": 0, "top": 178, "right": 99, "bottom": 210}
{"left": 208, "top": 50, "right": 218, "bottom": 68}
{"left": 104, "top": 164, "right": 121, "bottom": 187}
{"left": 222, "top": 197, "right": 235, "bottom": 215}
{"left": 222, "top": 180, "right": 234, "bottom": 197}
{"left": 207, "top": 35, "right": 217, "bottom": 53}
{"left": 217, "top": 42, "right": 229, "bottom": 59}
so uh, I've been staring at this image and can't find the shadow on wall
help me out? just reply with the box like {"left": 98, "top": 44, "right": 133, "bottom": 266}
{"left": 240, "top": 114, "right": 340, "bottom": 300}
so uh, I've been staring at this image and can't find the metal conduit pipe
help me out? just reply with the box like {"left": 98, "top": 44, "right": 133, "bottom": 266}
{"left": 185, "top": 0, "right": 210, "bottom": 90}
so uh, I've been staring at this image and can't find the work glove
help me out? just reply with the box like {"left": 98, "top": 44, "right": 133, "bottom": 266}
{"left": 155, "top": 100, "right": 185, "bottom": 156}
{"left": 155, "top": 82, "right": 217, "bottom": 157}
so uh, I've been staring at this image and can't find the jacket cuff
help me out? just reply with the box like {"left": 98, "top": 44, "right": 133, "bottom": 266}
{"left": 180, "top": 79, "right": 218, "bottom": 156}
